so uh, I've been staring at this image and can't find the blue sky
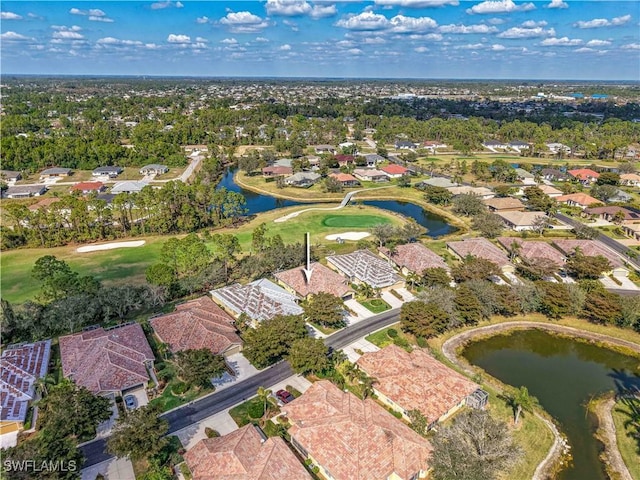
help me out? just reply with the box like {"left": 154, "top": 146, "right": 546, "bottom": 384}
{"left": 1, "top": 1, "right": 639, "bottom": 79}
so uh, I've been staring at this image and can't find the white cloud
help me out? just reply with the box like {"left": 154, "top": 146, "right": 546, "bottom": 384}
{"left": 266, "top": 0, "right": 311, "bottom": 16}
{"left": 414, "top": 46, "right": 429, "bottom": 52}
{"left": 375, "top": 0, "right": 459, "bottom": 6}
{"left": 69, "top": 7, "right": 114, "bottom": 22}
{"left": 574, "top": 14, "right": 631, "bottom": 29}
{"left": 621, "top": 43, "right": 640, "bottom": 50}
{"left": 574, "top": 47, "right": 595, "bottom": 53}
{"left": 1, "top": 31, "right": 33, "bottom": 41}
{"left": 150, "top": 1, "right": 183, "bottom": 10}
{"left": 466, "top": 0, "right": 535, "bottom": 15}
{"left": 221, "top": 38, "right": 238, "bottom": 44}
{"left": 439, "top": 23, "right": 497, "bottom": 33}
{"left": 336, "top": 12, "right": 437, "bottom": 32}
{"left": 145, "top": 43, "right": 160, "bottom": 50}
{"left": 408, "top": 33, "right": 442, "bottom": 41}
{"left": 455, "top": 42, "right": 485, "bottom": 49}
{"left": 585, "top": 39, "right": 611, "bottom": 47}
{"left": 196, "top": 16, "right": 210, "bottom": 24}
{"left": 540, "top": 36, "right": 582, "bottom": 46}
{"left": 491, "top": 43, "right": 505, "bottom": 50}
{"left": 498, "top": 26, "right": 555, "bottom": 38}
{"left": 97, "top": 37, "right": 143, "bottom": 46}
{"left": 487, "top": 17, "right": 506, "bottom": 25}
{"left": 545, "top": 0, "right": 568, "bottom": 8}
{"left": 255, "top": 36, "right": 270, "bottom": 42}
{"left": 310, "top": 4, "right": 337, "bottom": 19}
{"left": 220, "top": 11, "right": 270, "bottom": 33}
{"left": 167, "top": 34, "right": 191, "bottom": 43}
{"left": 89, "top": 15, "right": 114, "bottom": 23}
{"left": 347, "top": 48, "right": 363, "bottom": 55}
{"left": 1, "top": 12, "right": 23, "bottom": 20}
{"left": 195, "top": 37, "right": 208, "bottom": 43}
{"left": 27, "top": 12, "right": 44, "bottom": 19}
{"left": 364, "top": 36, "right": 388, "bottom": 43}
{"left": 283, "top": 19, "right": 299, "bottom": 31}
{"left": 521, "top": 20, "right": 547, "bottom": 28}
{"left": 279, "top": 44, "right": 292, "bottom": 50}
{"left": 336, "top": 40, "right": 356, "bottom": 48}
{"left": 52, "top": 28, "right": 84, "bottom": 40}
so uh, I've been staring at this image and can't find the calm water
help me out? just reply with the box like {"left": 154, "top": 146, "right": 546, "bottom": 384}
{"left": 217, "top": 168, "right": 455, "bottom": 237}
{"left": 462, "top": 329, "right": 640, "bottom": 480}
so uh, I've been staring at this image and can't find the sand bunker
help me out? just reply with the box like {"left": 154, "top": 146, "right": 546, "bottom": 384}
{"left": 76, "top": 240, "right": 146, "bottom": 253}
{"left": 325, "top": 232, "right": 371, "bottom": 241}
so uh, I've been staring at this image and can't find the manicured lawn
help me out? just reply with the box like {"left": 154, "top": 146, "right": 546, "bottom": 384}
{"left": 321, "top": 214, "right": 391, "bottom": 228}
{"left": 366, "top": 325, "right": 401, "bottom": 348}
{"left": 612, "top": 398, "right": 640, "bottom": 480}
{"left": 360, "top": 298, "right": 391, "bottom": 314}
{"left": 229, "top": 397, "right": 267, "bottom": 427}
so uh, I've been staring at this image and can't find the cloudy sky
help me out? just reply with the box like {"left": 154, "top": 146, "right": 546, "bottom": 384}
{"left": 1, "top": 1, "right": 639, "bottom": 79}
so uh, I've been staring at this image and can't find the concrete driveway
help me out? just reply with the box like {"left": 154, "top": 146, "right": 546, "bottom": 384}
{"left": 95, "top": 400, "right": 119, "bottom": 439}
{"left": 345, "top": 299, "right": 374, "bottom": 325}
{"left": 174, "top": 408, "right": 238, "bottom": 450}
{"left": 381, "top": 291, "right": 404, "bottom": 309}
{"left": 600, "top": 275, "right": 640, "bottom": 291}
{"left": 211, "top": 353, "right": 260, "bottom": 392}
{"left": 343, "top": 338, "right": 380, "bottom": 363}
{"left": 81, "top": 457, "right": 135, "bottom": 480}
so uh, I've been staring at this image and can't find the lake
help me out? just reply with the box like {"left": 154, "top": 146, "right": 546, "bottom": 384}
{"left": 462, "top": 329, "right": 640, "bottom": 480}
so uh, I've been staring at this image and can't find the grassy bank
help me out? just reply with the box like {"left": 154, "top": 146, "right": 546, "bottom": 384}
{"left": 612, "top": 398, "right": 640, "bottom": 480}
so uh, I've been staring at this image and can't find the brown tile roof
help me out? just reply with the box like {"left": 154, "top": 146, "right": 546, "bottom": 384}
{"left": 262, "top": 166, "right": 293, "bottom": 175}
{"left": 556, "top": 193, "right": 600, "bottom": 207}
{"left": 150, "top": 296, "right": 242, "bottom": 356}
{"left": 184, "top": 424, "right": 311, "bottom": 480}
{"left": 330, "top": 172, "right": 359, "bottom": 183}
{"left": 496, "top": 211, "right": 549, "bottom": 227}
{"left": 274, "top": 262, "right": 353, "bottom": 298}
{"left": 282, "top": 380, "right": 432, "bottom": 480}
{"left": 357, "top": 345, "right": 479, "bottom": 424}
{"left": 28, "top": 198, "right": 61, "bottom": 211}
{"left": 585, "top": 206, "right": 640, "bottom": 221}
{"left": 446, "top": 237, "right": 510, "bottom": 267}
{"left": 71, "top": 181, "right": 104, "bottom": 192}
{"left": 552, "top": 239, "right": 625, "bottom": 268}
{"left": 1, "top": 340, "right": 51, "bottom": 423}
{"left": 483, "top": 197, "right": 525, "bottom": 211}
{"left": 497, "top": 237, "right": 565, "bottom": 267}
{"left": 59, "top": 323, "right": 154, "bottom": 394}
{"left": 381, "top": 164, "right": 408, "bottom": 175}
{"left": 537, "top": 184, "right": 563, "bottom": 196}
{"left": 379, "top": 243, "right": 449, "bottom": 275}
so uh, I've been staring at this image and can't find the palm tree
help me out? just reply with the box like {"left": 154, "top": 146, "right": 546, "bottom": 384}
{"left": 33, "top": 374, "right": 57, "bottom": 398}
{"left": 406, "top": 272, "right": 421, "bottom": 290}
{"left": 157, "top": 342, "right": 170, "bottom": 360}
{"left": 256, "top": 387, "right": 277, "bottom": 423}
{"left": 503, "top": 386, "right": 536, "bottom": 425}
{"left": 508, "top": 241, "right": 521, "bottom": 261}
{"left": 358, "top": 371, "right": 376, "bottom": 400}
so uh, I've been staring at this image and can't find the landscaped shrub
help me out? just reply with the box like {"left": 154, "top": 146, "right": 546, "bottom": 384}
{"left": 172, "top": 382, "right": 188, "bottom": 395}
{"left": 247, "top": 401, "right": 265, "bottom": 420}
{"left": 393, "top": 336, "right": 411, "bottom": 350}
{"left": 285, "top": 385, "right": 301, "bottom": 398}
{"left": 387, "top": 328, "right": 398, "bottom": 338}
{"left": 416, "top": 336, "right": 428, "bottom": 348}
{"left": 390, "top": 289, "right": 403, "bottom": 300}
{"left": 204, "top": 427, "right": 220, "bottom": 438}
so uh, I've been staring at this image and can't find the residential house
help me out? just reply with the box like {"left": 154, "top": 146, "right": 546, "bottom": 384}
{"left": 92, "top": 166, "right": 123, "bottom": 178}
{"left": 552, "top": 239, "right": 629, "bottom": 277}
{"left": 423, "top": 140, "right": 447, "bottom": 153}
{"left": 446, "top": 238, "right": 514, "bottom": 274}
{"left": 326, "top": 249, "right": 404, "bottom": 289}
{"left": 568, "top": 168, "right": 599, "bottom": 184}
{"left": 335, "top": 154, "right": 355, "bottom": 166}
{"left": 585, "top": 206, "right": 640, "bottom": 224}
{"left": 183, "top": 144, "right": 208, "bottom": 153}
{"left": 184, "top": 424, "right": 311, "bottom": 480}
{"left": 4, "top": 185, "right": 47, "bottom": 198}
{"left": 515, "top": 168, "right": 536, "bottom": 185}
{"left": 0, "top": 170, "right": 21, "bottom": 184}
{"left": 556, "top": 192, "right": 601, "bottom": 209}
{"left": 497, "top": 237, "right": 565, "bottom": 268}
{"left": 536, "top": 184, "right": 563, "bottom": 197}
{"left": 314, "top": 144, "right": 337, "bottom": 155}
{"left": 620, "top": 173, "right": 640, "bottom": 187}
{"left": 482, "top": 139, "right": 506, "bottom": 150}
{"left": 418, "top": 177, "right": 457, "bottom": 188}
{"left": 111, "top": 181, "right": 148, "bottom": 194}
{"left": 329, "top": 173, "right": 360, "bottom": 187}
{"left": 447, "top": 185, "right": 495, "bottom": 199}
{"left": 71, "top": 182, "right": 106, "bottom": 195}
{"left": 546, "top": 143, "right": 571, "bottom": 156}
{"left": 274, "top": 158, "right": 293, "bottom": 168}
{"left": 28, "top": 197, "right": 61, "bottom": 212}
{"left": 59, "top": 323, "right": 155, "bottom": 397}
{"left": 357, "top": 345, "right": 483, "bottom": 426}
{"left": 262, "top": 166, "right": 293, "bottom": 177}
{"left": 150, "top": 296, "right": 243, "bottom": 357}
{"left": 282, "top": 380, "right": 432, "bottom": 480}
{"left": 139, "top": 164, "right": 169, "bottom": 175}
{"left": 609, "top": 189, "right": 633, "bottom": 203}
{"left": 362, "top": 153, "right": 385, "bottom": 167}
{"left": 541, "top": 168, "right": 570, "bottom": 182}
{"left": 379, "top": 242, "right": 449, "bottom": 276}
{"left": 395, "top": 140, "right": 416, "bottom": 150}
{"left": 1, "top": 340, "right": 52, "bottom": 432}
{"left": 211, "top": 278, "right": 303, "bottom": 325}
{"left": 381, "top": 164, "right": 409, "bottom": 179}
{"left": 284, "top": 172, "right": 321, "bottom": 187}
{"left": 353, "top": 168, "right": 388, "bottom": 182}
{"left": 483, "top": 197, "right": 526, "bottom": 212}
{"left": 622, "top": 223, "right": 640, "bottom": 241}
{"left": 508, "top": 140, "right": 530, "bottom": 153}
{"left": 39, "top": 167, "right": 72, "bottom": 179}
{"left": 496, "top": 211, "right": 550, "bottom": 231}
{"left": 274, "top": 262, "right": 354, "bottom": 300}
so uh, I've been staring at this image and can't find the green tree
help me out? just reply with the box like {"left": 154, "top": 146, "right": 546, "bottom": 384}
{"left": 536, "top": 281, "right": 572, "bottom": 319}
{"left": 32, "top": 255, "right": 93, "bottom": 302}
{"left": 107, "top": 405, "right": 169, "bottom": 461}
{"left": 174, "top": 348, "right": 227, "bottom": 389}
{"left": 287, "top": 337, "right": 329, "bottom": 374}
{"left": 451, "top": 256, "right": 500, "bottom": 283}
{"left": 573, "top": 224, "right": 599, "bottom": 240}
{"left": 472, "top": 212, "right": 504, "bottom": 239}
{"left": 407, "top": 409, "right": 429, "bottom": 436}
{"left": 421, "top": 267, "right": 451, "bottom": 288}
{"left": 242, "top": 315, "right": 308, "bottom": 368}
{"left": 516, "top": 257, "right": 558, "bottom": 281}
{"left": 256, "top": 386, "right": 278, "bottom": 423}
{"left": 2, "top": 435, "right": 83, "bottom": 480}
{"left": 591, "top": 184, "right": 617, "bottom": 202}
{"left": 303, "top": 292, "right": 345, "bottom": 329}
{"left": 371, "top": 223, "right": 396, "bottom": 248}
{"left": 400, "top": 301, "right": 450, "bottom": 338}
{"left": 452, "top": 194, "right": 486, "bottom": 217}
{"left": 323, "top": 176, "right": 343, "bottom": 193}
{"left": 422, "top": 185, "right": 453, "bottom": 206}
{"left": 252, "top": 222, "right": 268, "bottom": 252}
{"left": 524, "top": 186, "right": 557, "bottom": 214}
{"left": 502, "top": 386, "right": 537, "bottom": 425}
{"left": 397, "top": 173, "right": 412, "bottom": 188}
{"left": 581, "top": 290, "right": 622, "bottom": 324}
{"left": 596, "top": 172, "right": 620, "bottom": 186}
{"left": 145, "top": 263, "right": 176, "bottom": 287}
{"left": 565, "top": 250, "right": 611, "bottom": 280}
{"left": 454, "top": 284, "right": 484, "bottom": 324}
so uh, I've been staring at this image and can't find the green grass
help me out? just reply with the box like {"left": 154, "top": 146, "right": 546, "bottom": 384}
{"left": 366, "top": 325, "right": 401, "bottom": 348}
{"left": 321, "top": 214, "right": 391, "bottom": 228}
{"left": 360, "top": 298, "right": 391, "bottom": 314}
{"left": 229, "top": 397, "right": 267, "bottom": 427}
{"left": 612, "top": 398, "right": 640, "bottom": 480}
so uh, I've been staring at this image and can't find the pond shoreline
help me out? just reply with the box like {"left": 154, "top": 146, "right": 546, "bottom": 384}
{"left": 441, "top": 322, "right": 640, "bottom": 480}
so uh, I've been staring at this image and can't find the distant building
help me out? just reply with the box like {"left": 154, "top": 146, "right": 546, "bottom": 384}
{"left": 447, "top": 185, "right": 495, "bottom": 199}
{"left": 620, "top": 173, "right": 640, "bottom": 187}
{"left": 284, "top": 171, "right": 321, "bottom": 187}
{"left": 40, "top": 167, "right": 72, "bottom": 179}
{"left": 353, "top": 168, "right": 388, "bottom": 182}
{"left": 92, "top": 166, "right": 123, "bottom": 178}
{"left": 497, "top": 237, "right": 565, "bottom": 269}
{"left": 541, "top": 168, "right": 570, "bottom": 182}
{"left": 5, "top": 185, "right": 47, "bottom": 198}
{"left": 556, "top": 192, "right": 600, "bottom": 209}
{"left": 0, "top": 170, "right": 21, "bottom": 184}
{"left": 262, "top": 166, "right": 293, "bottom": 177}
{"left": 326, "top": 249, "right": 404, "bottom": 289}
{"left": 418, "top": 177, "right": 457, "bottom": 188}
{"left": 395, "top": 140, "right": 416, "bottom": 150}
{"left": 329, "top": 173, "right": 360, "bottom": 187}
{"left": 568, "top": 168, "right": 599, "bottom": 184}
{"left": 274, "top": 262, "right": 354, "bottom": 300}
{"left": 447, "top": 238, "right": 514, "bottom": 274}
{"left": 496, "top": 211, "right": 549, "bottom": 231}
{"left": 71, "top": 182, "right": 106, "bottom": 195}
{"left": 314, "top": 144, "right": 336, "bottom": 155}
{"left": 111, "top": 181, "right": 148, "bottom": 194}
{"left": 139, "top": 164, "right": 169, "bottom": 175}
{"left": 552, "top": 239, "right": 628, "bottom": 277}
{"left": 379, "top": 243, "right": 449, "bottom": 276}
{"left": 483, "top": 197, "right": 526, "bottom": 212}
{"left": 381, "top": 164, "right": 409, "bottom": 179}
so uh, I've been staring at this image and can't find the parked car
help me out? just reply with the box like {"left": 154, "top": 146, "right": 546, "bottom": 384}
{"left": 124, "top": 395, "right": 137, "bottom": 410}
{"left": 275, "top": 389, "right": 295, "bottom": 404}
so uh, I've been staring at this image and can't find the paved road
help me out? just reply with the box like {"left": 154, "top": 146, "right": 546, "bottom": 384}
{"left": 80, "top": 308, "right": 401, "bottom": 467}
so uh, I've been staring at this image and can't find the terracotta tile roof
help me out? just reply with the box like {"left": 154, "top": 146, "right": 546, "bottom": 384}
{"left": 497, "top": 237, "right": 565, "bottom": 267}
{"left": 483, "top": 197, "right": 525, "bottom": 211}
{"left": 620, "top": 173, "right": 640, "bottom": 182}
{"left": 262, "top": 166, "right": 293, "bottom": 175}
{"left": 1, "top": 340, "right": 51, "bottom": 423}
{"left": 357, "top": 345, "right": 479, "bottom": 423}
{"left": 381, "top": 164, "right": 409, "bottom": 175}
{"left": 556, "top": 193, "right": 600, "bottom": 207}
{"left": 59, "top": 324, "right": 154, "bottom": 395}
{"left": 327, "top": 249, "right": 403, "bottom": 288}
{"left": 211, "top": 279, "right": 303, "bottom": 322}
{"left": 379, "top": 243, "right": 449, "bottom": 275}
{"left": 568, "top": 168, "right": 600, "bottom": 180}
{"left": 584, "top": 206, "right": 640, "bottom": 221}
{"left": 274, "top": 262, "right": 353, "bottom": 298}
{"left": 329, "top": 172, "right": 359, "bottom": 183}
{"left": 496, "top": 211, "right": 549, "bottom": 227}
{"left": 282, "top": 380, "right": 432, "bottom": 480}
{"left": 150, "top": 296, "right": 242, "bottom": 356}
{"left": 446, "top": 237, "right": 510, "bottom": 267}
{"left": 184, "top": 424, "right": 311, "bottom": 480}
{"left": 552, "top": 239, "right": 625, "bottom": 268}
{"left": 71, "top": 181, "right": 104, "bottom": 192}
{"left": 28, "top": 197, "right": 61, "bottom": 211}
